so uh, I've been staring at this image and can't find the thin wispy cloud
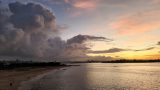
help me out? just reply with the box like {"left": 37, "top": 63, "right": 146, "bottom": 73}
{"left": 133, "top": 47, "right": 155, "bottom": 51}
{"left": 90, "top": 48, "right": 127, "bottom": 54}
{"left": 67, "top": 34, "right": 112, "bottom": 44}
{"left": 89, "top": 47, "right": 155, "bottom": 54}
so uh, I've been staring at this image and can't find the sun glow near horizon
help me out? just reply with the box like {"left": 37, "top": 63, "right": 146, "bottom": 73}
{"left": 88, "top": 48, "right": 160, "bottom": 60}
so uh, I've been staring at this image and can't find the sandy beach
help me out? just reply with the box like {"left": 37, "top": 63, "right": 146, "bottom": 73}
{"left": 0, "top": 67, "right": 64, "bottom": 90}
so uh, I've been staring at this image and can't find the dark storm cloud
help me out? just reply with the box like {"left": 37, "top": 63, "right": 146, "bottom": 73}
{"left": 63, "top": 34, "right": 112, "bottom": 58}
{"left": 0, "top": 1, "right": 59, "bottom": 58}
{"left": 34, "top": 0, "right": 65, "bottom": 3}
{"left": 157, "top": 41, "right": 160, "bottom": 45}
{"left": 67, "top": 34, "right": 113, "bottom": 44}
{"left": 7, "top": 0, "right": 67, "bottom": 5}
{"left": 90, "top": 48, "right": 127, "bottom": 54}
{"left": 0, "top": 1, "right": 111, "bottom": 60}
{"left": 9, "top": 2, "right": 56, "bottom": 32}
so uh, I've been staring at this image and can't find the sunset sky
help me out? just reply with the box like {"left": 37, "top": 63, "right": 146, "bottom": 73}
{"left": 1, "top": 0, "right": 160, "bottom": 60}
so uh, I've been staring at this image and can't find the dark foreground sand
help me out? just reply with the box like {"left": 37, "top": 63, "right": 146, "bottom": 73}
{"left": 0, "top": 66, "right": 64, "bottom": 90}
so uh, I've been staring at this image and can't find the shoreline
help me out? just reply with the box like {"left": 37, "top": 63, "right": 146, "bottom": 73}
{"left": 0, "top": 66, "right": 65, "bottom": 90}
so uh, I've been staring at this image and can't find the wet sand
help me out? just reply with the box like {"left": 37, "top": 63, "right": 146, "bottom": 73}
{"left": 0, "top": 66, "right": 64, "bottom": 90}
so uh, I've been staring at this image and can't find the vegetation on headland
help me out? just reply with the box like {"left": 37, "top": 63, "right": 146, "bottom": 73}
{"left": 0, "top": 60, "right": 66, "bottom": 70}
{"left": 68, "top": 59, "right": 160, "bottom": 63}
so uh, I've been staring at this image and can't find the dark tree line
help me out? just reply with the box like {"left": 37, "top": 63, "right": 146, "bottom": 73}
{"left": 101, "top": 59, "right": 160, "bottom": 63}
{"left": 68, "top": 59, "right": 160, "bottom": 63}
{"left": 0, "top": 60, "right": 65, "bottom": 70}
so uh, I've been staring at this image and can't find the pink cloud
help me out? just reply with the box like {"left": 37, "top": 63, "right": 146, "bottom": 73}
{"left": 152, "top": 0, "right": 160, "bottom": 4}
{"left": 110, "top": 9, "right": 160, "bottom": 35}
{"left": 64, "top": 0, "right": 100, "bottom": 17}
{"left": 66, "top": 0, "right": 100, "bottom": 10}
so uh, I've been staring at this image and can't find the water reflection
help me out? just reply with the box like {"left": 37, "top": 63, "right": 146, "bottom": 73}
{"left": 19, "top": 63, "right": 160, "bottom": 90}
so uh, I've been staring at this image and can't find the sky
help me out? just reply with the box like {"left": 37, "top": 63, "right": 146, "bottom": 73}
{"left": 0, "top": 0, "right": 160, "bottom": 60}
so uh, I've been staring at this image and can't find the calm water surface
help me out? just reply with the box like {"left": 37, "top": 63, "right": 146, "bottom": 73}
{"left": 19, "top": 63, "right": 160, "bottom": 90}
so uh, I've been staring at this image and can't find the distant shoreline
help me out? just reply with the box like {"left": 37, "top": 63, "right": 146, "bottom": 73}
{"left": 68, "top": 59, "right": 160, "bottom": 63}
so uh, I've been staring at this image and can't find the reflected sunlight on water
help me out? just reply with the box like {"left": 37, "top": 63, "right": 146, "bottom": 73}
{"left": 20, "top": 63, "right": 160, "bottom": 90}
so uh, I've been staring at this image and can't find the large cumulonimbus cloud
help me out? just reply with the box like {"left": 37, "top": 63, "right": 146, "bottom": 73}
{"left": 0, "top": 1, "right": 111, "bottom": 60}
{"left": 0, "top": 1, "right": 61, "bottom": 58}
